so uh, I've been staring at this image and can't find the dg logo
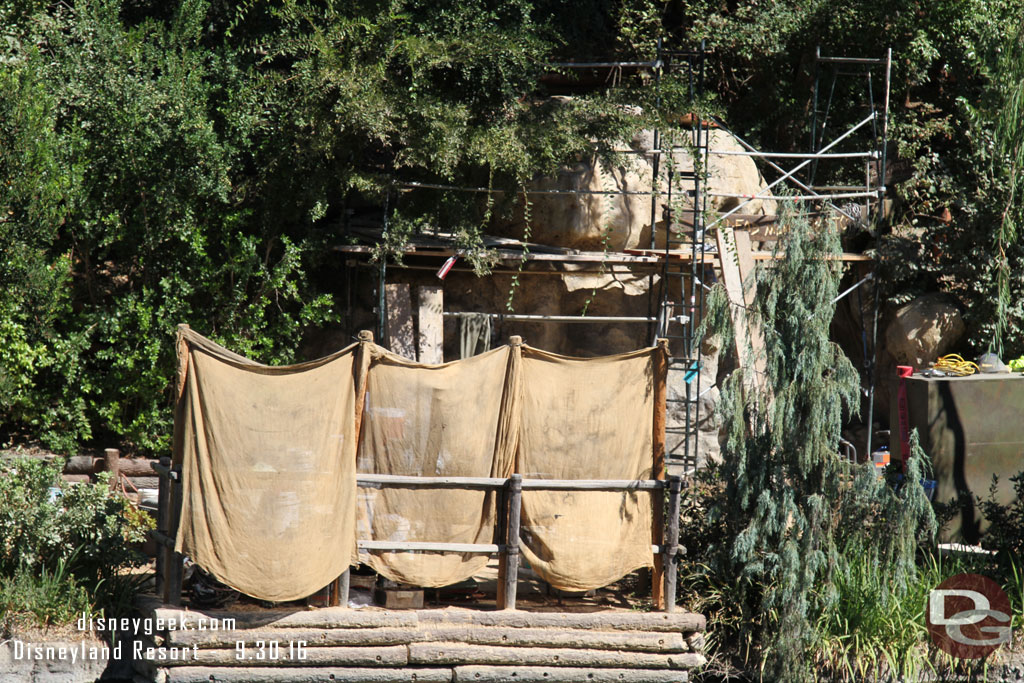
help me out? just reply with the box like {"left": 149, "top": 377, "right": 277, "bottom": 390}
{"left": 927, "top": 573, "right": 1013, "bottom": 659}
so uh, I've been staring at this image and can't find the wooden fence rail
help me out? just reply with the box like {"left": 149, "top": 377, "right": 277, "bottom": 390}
{"left": 152, "top": 466, "right": 683, "bottom": 612}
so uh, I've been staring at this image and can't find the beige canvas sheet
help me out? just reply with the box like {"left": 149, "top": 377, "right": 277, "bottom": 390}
{"left": 173, "top": 328, "right": 360, "bottom": 602}
{"left": 171, "top": 326, "right": 659, "bottom": 598}
{"left": 356, "top": 345, "right": 517, "bottom": 587}
{"left": 517, "top": 346, "right": 657, "bottom": 591}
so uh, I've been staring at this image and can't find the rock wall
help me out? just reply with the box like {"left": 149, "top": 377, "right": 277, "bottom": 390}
{"left": 494, "top": 128, "right": 775, "bottom": 252}
{"left": 0, "top": 638, "right": 111, "bottom": 683}
{"left": 308, "top": 126, "right": 774, "bottom": 467}
{"left": 424, "top": 127, "right": 773, "bottom": 467}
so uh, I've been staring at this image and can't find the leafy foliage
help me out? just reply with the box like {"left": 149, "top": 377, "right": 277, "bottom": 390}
{"left": 6, "top": 0, "right": 1020, "bottom": 453}
{"left": 978, "top": 472, "right": 1024, "bottom": 568}
{"left": 0, "top": 556, "right": 93, "bottom": 634}
{"left": 699, "top": 209, "right": 935, "bottom": 681}
{"left": 0, "top": 0, "right": 696, "bottom": 453}
{"left": 1, "top": 0, "right": 341, "bottom": 451}
{"left": 0, "top": 457, "right": 152, "bottom": 632}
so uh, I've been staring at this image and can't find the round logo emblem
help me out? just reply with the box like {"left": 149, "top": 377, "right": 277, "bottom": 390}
{"left": 927, "top": 573, "right": 1012, "bottom": 659}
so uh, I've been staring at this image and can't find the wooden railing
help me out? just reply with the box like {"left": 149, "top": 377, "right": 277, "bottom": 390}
{"left": 150, "top": 464, "right": 684, "bottom": 611}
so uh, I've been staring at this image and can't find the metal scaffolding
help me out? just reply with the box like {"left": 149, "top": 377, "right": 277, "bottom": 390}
{"left": 336, "top": 43, "right": 890, "bottom": 475}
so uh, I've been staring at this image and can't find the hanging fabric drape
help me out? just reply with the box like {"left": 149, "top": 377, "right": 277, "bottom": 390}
{"left": 516, "top": 345, "right": 658, "bottom": 591}
{"left": 355, "top": 344, "right": 517, "bottom": 587}
{"left": 172, "top": 326, "right": 661, "bottom": 599}
{"left": 173, "top": 327, "right": 361, "bottom": 602}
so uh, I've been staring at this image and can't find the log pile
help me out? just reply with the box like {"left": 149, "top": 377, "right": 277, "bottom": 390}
{"left": 1, "top": 449, "right": 160, "bottom": 495}
{"left": 133, "top": 598, "right": 707, "bottom": 683}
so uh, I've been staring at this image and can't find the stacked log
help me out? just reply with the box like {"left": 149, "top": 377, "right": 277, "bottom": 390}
{"left": 1, "top": 450, "right": 160, "bottom": 507}
{"left": 132, "top": 598, "right": 707, "bottom": 683}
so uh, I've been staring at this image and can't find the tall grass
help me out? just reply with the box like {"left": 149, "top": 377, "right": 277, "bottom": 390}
{"left": 812, "top": 548, "right": 1007, "bottom": 682}
{"left": 0, "top": 553, "right": 93, "bottom": 635}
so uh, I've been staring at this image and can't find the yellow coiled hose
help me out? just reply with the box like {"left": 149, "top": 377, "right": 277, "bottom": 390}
{"left": 933, "top": 354, "right": 979, "bottom": 376}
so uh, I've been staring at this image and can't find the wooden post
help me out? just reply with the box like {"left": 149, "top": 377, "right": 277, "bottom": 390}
{"left": 663, "top": 476, "right": 683, "bottom": 613}
{"left": 166, "top": 468, "right": 184, "bottom": 606}
{"left": 167, "top": 325, "right": 189, "bottom": 607}
{"left": 651, "top": 339, "right": 668, "bottom": 610}
{"left": 733, "top": 228, "right": 766, "bottom": 383}
{"left": 717, "top": 226, "right": 764, "bottom": 391}
{"left": 503, "top": 474, "right": 523, "bottom": 611}
{"left": 331, "top": 569, "right": 351, "bottom": 607}
{"left": 417, "top": 285, "right": 444, "bottom": 364}
{"left": 103, "top": 448, "right": 120, "bottom": 490}
{"left": 155, "top": 455, "right": 170, "bottom": 598}
{"left": 495, "top": 482, "right": 509, "bottom": 609}
{"left": 333, "top": 330, "right": 374, "bottom": 607}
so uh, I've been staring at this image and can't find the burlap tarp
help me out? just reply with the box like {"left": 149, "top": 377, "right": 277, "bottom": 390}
{"left": 355, "top": 345, "right": 518, "bottom": 587}
{"left": 172, "top": 329, "right": 660, "bottom": 598}
{"left": 173, "top": 327, "right": 362, "bottom": 602}
{"left": 517, "top": 345, "right": 657, "bottom": 592}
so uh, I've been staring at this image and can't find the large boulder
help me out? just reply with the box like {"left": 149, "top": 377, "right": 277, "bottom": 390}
{"left": 495, "top": 127, "right": 775, "bottom": 252}
{"left": 884, "top": 294, "right": 966, "bottom": 369}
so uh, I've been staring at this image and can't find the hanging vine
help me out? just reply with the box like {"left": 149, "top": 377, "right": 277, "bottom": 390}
{"left": 505, "top": 188, "right": 532, "bottom": 312}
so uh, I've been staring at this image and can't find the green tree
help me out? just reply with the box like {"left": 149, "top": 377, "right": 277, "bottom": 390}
{"left": 703, "top": 207, "right": 935, "bottom": 681}
{"left": 1, "top": 0, "right": 337, "bottom": 451}
{"left": 0, "top": 0, "right": 689, "bottom": 453}
{"left": 986, "top": 25, "right": 1024, "bottom": 356}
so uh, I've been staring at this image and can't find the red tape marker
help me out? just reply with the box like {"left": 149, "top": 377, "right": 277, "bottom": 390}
{"left": 896, "top": 365, "right": 913, "bottom": 472}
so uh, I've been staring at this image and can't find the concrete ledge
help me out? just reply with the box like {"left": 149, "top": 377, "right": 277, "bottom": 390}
{"left": 135, "top": 597, "right": 707, "bottom": 683}
{"left": 417, "top": 608, "right": 706, "bottom": 633}
{"left": 163, "top": 666, "right": 452, "bottom": 683}
{"left": 453, "top": 666, "right": 690, "bottom": 682}
{"left": 409, "top": 642, "right": 705, "bottom": 668}
{"left": 138, "top": 597, "right": 705, "bottom": 635}
{"left": 167, "top": 625, "right": 688, "bottom": 653}
{"left": 0, "top": 639, "right": 110, "bottom": 683}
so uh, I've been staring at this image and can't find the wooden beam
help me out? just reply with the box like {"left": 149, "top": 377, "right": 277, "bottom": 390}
{"left": 167, "top": 625, "right": 688, "bottom": 653}
{"left": 163, "top": 668, "right": 450, "bottom": 683}
{"left": 716, "top": 226, "right": 755, "bottom": 391}
{"left": 103, "top": 448, "right": 120, "bottom": 489}
{"left": 495, "top": 484, "right": 509, "bottom": 609}
{"left": 358, "top": 474, "right": 506, "bottom": 489}
{"left": 408, "top": 643, "right": 703, "bottom": 669}
{"left": 502, "top": 474, "right": 523, "bottom": 611}
{"left": 155, "top": 456, "right": 170, "bottom": 598}
{"left": 453, "top": 666, "right": 697, "bottom": 683}
{"left": 624, "top": 248, "right": 872, "bottom": 262}
{"left": 63, "top": 456, "right": 161, "bottom": 477}
{"left": 166, "top": 476, "right": 184, "bottom": 606}
{"left": 734, "top": 229, "right": 768, "bottom": 383}
{"left": 358, "top": 541, "right": 501, "bottom": 553}
{"left": 336, "top": 329, "right": 375, "bottom": 607}
{"left": 148, "top": 529, "right": 176, "bottom": 549}
{"left": 384, "top": 284, "right": 416, "bottom": 359}
{"left": 664, "top": 477, "right": 683, "bottom": 613}
{"left": 330, "top": 569, "right": 350, "bottom": 608}
{"left": 417, "top": 285, "right": 444, "bottom": 364}
{"left": 651, "top": 339, "right": 668, "bottom": 610}
{"left": 355, "top": 474, "right": 667, "bottom": 491}
{"left": 519, "top": 479, "right": 667, "bottom": 491}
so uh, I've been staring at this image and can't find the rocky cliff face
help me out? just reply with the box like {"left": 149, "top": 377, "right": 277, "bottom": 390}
{"left": 311, "top": 127, "right": 774, "bottom": 467}
{"left": 494, "top": 128, "right": 775, "bottom": 252}
{"left": 436, "top": 126, "right": 777, "bottom": 467}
